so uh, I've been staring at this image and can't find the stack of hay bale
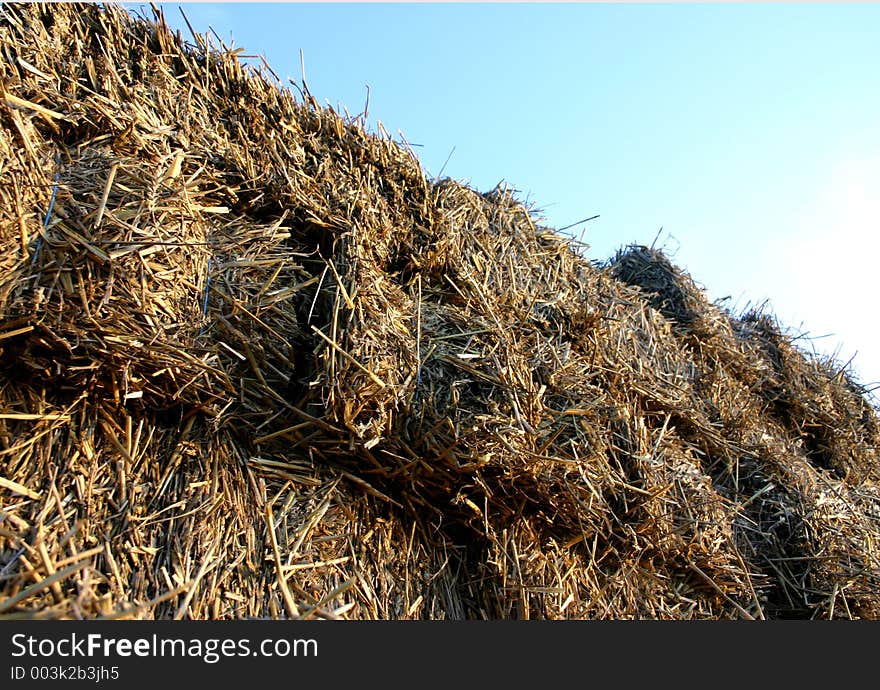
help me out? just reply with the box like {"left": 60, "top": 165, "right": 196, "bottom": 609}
{"left": 1, "top": 2, "right": 877, "bottom": 619}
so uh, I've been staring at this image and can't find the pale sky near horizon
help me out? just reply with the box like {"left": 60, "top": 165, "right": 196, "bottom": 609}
{"left": 138, "top": 2, "right": 880, "bottom": 393}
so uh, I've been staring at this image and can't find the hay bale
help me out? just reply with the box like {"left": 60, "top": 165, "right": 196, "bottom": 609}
{"left": 1, "top": 2, "right": 878, "bottom": 619}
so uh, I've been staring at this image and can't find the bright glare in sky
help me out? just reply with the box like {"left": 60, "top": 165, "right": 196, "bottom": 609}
{"left": 141, "top": 2, "right": 880, "bottom": 394}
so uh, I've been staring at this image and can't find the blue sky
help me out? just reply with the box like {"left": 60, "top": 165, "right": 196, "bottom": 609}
{"left": 141, "top": 2, "right": 880, "bottom": 390}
